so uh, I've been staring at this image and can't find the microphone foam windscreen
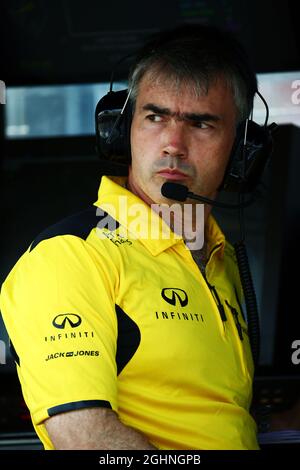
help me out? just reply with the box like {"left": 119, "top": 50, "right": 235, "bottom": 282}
{"left": 161, "top": 182, "right": 189, "bottom": 201}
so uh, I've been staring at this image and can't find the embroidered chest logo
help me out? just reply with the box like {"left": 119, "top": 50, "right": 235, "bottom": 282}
{"left": 161, "top": 288, "right": 188, "bottom": 307}
{"left": 156, "top": 288, "right": 204, "bottom": 323}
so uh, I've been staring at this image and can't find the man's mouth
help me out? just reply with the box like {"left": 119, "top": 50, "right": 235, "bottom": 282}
{"left": 157, "top": 169, "right": 189, "bottom": 181}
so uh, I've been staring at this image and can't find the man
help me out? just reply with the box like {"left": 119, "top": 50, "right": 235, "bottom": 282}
{"left": 1, "top": 25, "right": 260, "bottom": 449}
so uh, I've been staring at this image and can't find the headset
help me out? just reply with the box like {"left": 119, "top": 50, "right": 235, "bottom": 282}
{"left": 95, "top": 26, "right": 277, "bottom": 194}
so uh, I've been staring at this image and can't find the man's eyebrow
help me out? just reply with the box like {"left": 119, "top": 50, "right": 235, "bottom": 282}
{"left": 142, "top": 103, "right": 221, "bottom": 122}
{"left": 142, "top": 104, "right": 171, "bottom": 115}
{"left": 184, "top": 112, "right": 221, "bottom": 123}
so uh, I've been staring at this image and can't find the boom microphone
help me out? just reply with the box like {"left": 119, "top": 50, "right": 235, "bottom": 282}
{"left": 161, "top": 182, "right": 255, "bottom": 209}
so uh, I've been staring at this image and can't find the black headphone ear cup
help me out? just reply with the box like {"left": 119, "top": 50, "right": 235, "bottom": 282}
{"left": 95, "top": 89, "right": 131, "bottom": 163}
{"left": 221, "top": 120, "right": 273, "bottom": 193}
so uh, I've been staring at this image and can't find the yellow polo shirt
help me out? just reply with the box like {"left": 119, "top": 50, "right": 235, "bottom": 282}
{"left": 0, "top": 176, "right": 258, "bottom": 449}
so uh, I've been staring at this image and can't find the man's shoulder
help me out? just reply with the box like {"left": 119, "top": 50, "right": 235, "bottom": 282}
{"left": 29, "top": 206, "right": 102, "bottom": 252}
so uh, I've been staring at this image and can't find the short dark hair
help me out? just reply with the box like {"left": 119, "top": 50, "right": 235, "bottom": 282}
{"left": 128, "top": 24, "right": 257, "bottom": 123}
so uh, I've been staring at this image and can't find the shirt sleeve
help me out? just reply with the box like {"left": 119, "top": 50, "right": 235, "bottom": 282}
{"left": 0, "top": 234, "right": 119, "bottom": 425}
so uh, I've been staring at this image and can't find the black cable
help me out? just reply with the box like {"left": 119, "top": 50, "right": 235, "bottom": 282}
{"left": 234, "top": 240, "right": 260, "bottom": 367}
{"left": 256, "top": 90, "right": 269, "bottom": 127}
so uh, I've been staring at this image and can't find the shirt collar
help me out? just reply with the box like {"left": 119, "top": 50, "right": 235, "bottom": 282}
{"left": 94, "top": 176, "right": 226, "bottom": 258}
{"left": 205, "top": 215, "right": 226, "bottom": 262}
{"left": 93, "top": 176, "right": 183, "bottom": 256}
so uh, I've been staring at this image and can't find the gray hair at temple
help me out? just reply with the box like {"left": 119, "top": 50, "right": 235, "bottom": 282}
{"left": 128, "top": 25, "right": 258, "bottom": 124}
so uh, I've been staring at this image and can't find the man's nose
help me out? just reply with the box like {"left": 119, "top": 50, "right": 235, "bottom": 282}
{"left": 161, "top": 122, "right": 188, "bottom": 158}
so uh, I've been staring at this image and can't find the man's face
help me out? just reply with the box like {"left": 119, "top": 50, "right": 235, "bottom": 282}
{"left": 128, "top": 72, "right": 237, "bottom": 207}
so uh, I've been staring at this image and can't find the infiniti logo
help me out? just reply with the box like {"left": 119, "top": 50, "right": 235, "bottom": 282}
{"left": 161, "top": 288, "right": 188, "bottom": 307}
{"left": 52, "top": 314, "right": 82, "bottom": 329}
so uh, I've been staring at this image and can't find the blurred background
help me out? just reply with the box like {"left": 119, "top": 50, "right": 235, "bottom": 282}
{"left": 0, "top": 0, "right": 300, "bottom": 449}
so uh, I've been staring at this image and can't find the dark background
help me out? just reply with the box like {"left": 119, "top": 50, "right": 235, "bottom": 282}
{"left": 0, "top": 0, "right": 299, "bottom": 85}
{"left": 0, "top": 0, "right": 300, "bottom": 446}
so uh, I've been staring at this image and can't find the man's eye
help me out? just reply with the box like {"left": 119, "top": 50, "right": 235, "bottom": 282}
{"left": 193, "top": 121, "right": 210, "bottom": 129}
{"left": 146, "top": 114, "right": 163, "bottom": 122}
